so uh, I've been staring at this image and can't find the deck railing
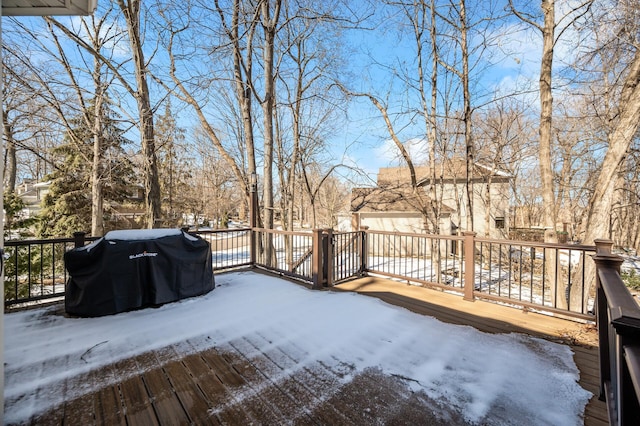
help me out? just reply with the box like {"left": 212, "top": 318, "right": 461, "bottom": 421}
{"left": 365, "top": 230, "right": 465, "bottom": 292}
{"left": 192, "top": 228, "right": 252, "bottom": 271}
{"left": 594, "top": 239, "right": 640, "bottom": 425}
{"left": 3, "top": 233, "right": 100, "bottom": 307}
{"left": 251, "top": 228, "right": 316, "bottom": 283}
{"left": 361, "top": 230, "right": 596, "bottom": 318}
{"left": 473, "top": 235, "right": 596, "bottom": 318}
{"left": 2, "top": 228, "right": 597, "bottom": 319}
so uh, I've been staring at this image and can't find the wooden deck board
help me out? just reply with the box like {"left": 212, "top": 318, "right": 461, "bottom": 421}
{"left": 161, "top": 359, "right": 215, "bottom": 424}
{"left": 141, "top": 367, "right": 191, "bottom": 425}
{"left": 181, "top": 354, "right": 251, "bottom": 424}
{"left": 20, "top": 274, "right": 607, "bottom": 425}
{"left": 92, "top": 381, "right": 126, "bottom": 425}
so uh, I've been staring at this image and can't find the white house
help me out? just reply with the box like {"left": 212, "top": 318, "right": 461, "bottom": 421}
{"left": 15, "top": 180, "right": 50, "bottom": 219}
{"left": 351, "top": 158, "right": 513, "bottom": 239}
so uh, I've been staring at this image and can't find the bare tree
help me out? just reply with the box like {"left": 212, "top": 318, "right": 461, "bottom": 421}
{"left": 508, "top": 0, "right": 592, "bottom": 309}
{"left": 115, "top": 0, "right": 162, "bottom": 227}
{"left": 45, "top": 1, "right": 162, "bottom": 229}
{"left": 574, "top": 48, "right": 640, "bottom": 307}
{"left": 215, "top": 0, "right": 260, "bottom": 219}
{"left": 397, "top": 0, "right": 443, "bottom": 233}
{"left": 475, "top": 99, "right": 535, "bottom": 237}
{"left": 158, "top": 1, "right": 257, "bottom": 225}
{"left": 259, "top": 0, "right": 281, "bottom": 235}
{"left": 508, "top": 0, "right": 592, "bottom": 241}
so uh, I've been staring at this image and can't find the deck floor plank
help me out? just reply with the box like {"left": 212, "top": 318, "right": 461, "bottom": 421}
{"left": 14, "top": 274, "right": 608, "bottom": 425}
{"left": 92, "top": 385, "right": 126, "bottom": 426}
{"left": 114, "top": 358, "right": 159, "bottom": 426}
{"left": 161, "top": 357, "right": 217, "bottom": 424}
{"left": 223, "top": 338, "right": 325, "bottom": 424}
{"left": 141, "top": 366, "right": 191, "bottom": 425}
{"left": 62, "top": 392, "right": 97, "bottom": 426}
{"left": 184, "top": 349, "right": 262, "bottom": 424}
{"left": 180, "top": 353, "right": 253, "bottom": 424}
{"left": 200, "top": 349, "right": 246, "bottom": 387}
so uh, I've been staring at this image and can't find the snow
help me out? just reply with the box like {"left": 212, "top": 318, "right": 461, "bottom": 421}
{"left": 4, "top": 271, "right": 591, "bottom": 424}
{"left": 621, "top": 254, "right": 640, "bottom": 274}
{"left": 104, "top": 228, "right": 183, "bottom": 240}
{"left": 78, "top": 229, "right": 196, "bottom": 252}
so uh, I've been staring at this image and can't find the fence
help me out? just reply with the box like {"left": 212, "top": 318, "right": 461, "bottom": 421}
{"left": 251, "top": 228, "right": 316, "bottom": 283}
{"left": 473, "top": 235, "right": 596, "bottom": 317}
{"left": 365, "top": 230, "right": 464, "bottom": 291}
{"left": 593, "top": 239, "right": 640, "bottom": 425}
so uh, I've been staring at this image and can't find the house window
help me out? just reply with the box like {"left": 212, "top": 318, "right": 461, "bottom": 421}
{"left": 495, "top": 217, "right": 505, "bottom": 229}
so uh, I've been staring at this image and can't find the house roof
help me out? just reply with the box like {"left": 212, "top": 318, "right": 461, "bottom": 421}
{"left": 2, "top": 0, "right": 97, "bottom": 16}
{"left": 351, "top": 186, "right": 454, "bottom": 215}
{"left": 377, "top": 158, "right": 512, "bottom": 186}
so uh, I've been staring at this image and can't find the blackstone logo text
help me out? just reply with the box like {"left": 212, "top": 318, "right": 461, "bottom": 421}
{"left": 129, "top": 252, "right": 159, "bottom": 260}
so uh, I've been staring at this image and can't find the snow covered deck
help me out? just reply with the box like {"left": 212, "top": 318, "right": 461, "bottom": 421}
{"left": 5, "top": 272, "right": 607, "bottom": 425}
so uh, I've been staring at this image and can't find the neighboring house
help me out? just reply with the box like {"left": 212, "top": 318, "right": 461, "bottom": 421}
{"left": 351, "top": 158, "right": 513, "bottom": 239}
{"left": 15, "top": 180, "right": 50, "bottom": 219}
{"left": 15, "top": 180, "right": 146, "bottom": 230}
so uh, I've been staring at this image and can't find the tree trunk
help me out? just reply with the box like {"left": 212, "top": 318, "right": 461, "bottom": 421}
{"left": 91, "top": 77, "right": 105, "bottom": 237}
{"left": 3, "top": 113, "right": 17, "bottom": 193}
{"left": 571, "top": 48, "right": 640, "bottom": 310}
{"left": 118, "top": 0, "right": 162, "bottom": 228}
{"left": 537, "top": 0, "right": 562, "bottom": 308}
{"left": 428, "top": 0, "right": 440, "bottom": 234}
{"left": 261, "top": 0, "right": 280, "bottom": 233}
{"left": 460, "top": 0, "right": 474, "bottom": 232}
{"left": 539, "top": 0, "right": 557, "bottom": 239}
{"left": 226, "top": 0, "right": 259, "bottom": 223}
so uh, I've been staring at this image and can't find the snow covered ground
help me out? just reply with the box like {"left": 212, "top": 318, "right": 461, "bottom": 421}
{"left": 4, "top": 271, "right": 591, "bottom": 424}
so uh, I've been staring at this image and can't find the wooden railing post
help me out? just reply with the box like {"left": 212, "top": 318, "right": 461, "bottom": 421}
{"left": 594, "top": 248, "right": 618, "bottom": 402}
{"left": 312, "top": 229, "right": 324, "bottom": 289}
{"left": 325, "top": 229, "right": 334, "bottom": 287}
{"left": 595, "top": 238, "right": 615, "bottom": 257}
{"left": 593, "top": 244, "right": 640, "bottom": 425}
{"left": 359, "top": 226, "right": 369, "bottom": 276}
{"left": 73, "top": 232, "right": 86, "bottom": 249}
{"left": 249, "top": 173, "right": 258, "bottom": 267}
{"left": 463, "top": 231, "right": 476, "bottom": 301}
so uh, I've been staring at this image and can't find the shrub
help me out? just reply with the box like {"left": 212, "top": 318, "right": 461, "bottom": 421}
{"left": 622, "top": 269, "right": 640, "bottom": 291}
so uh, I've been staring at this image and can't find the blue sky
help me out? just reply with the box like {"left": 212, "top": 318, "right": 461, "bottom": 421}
{"left": 5, "top": 1, "right": 571, "bottom": 187}
{"left": 330, "top": 2, "right": 548, "bottom": 184}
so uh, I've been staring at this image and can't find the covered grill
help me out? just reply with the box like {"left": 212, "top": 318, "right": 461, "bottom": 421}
{"left": 64, "top": 229, "right": 215, "bottom": 317}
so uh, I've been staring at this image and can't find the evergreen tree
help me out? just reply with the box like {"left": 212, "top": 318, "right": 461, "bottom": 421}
{"left": 38, "top": 102, "right": 135, "bottom": 238}
{"left": 155, "top": 102, "right": 195, "bottom": 226}
{"left": 3, "top": 191, "right": 29, "bottom": 238}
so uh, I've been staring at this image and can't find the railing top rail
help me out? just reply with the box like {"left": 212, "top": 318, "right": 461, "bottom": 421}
{"left": 474, "top": 236, "right": 596, "bottom": 251}
{"left": 597, "top": 257, "right": 640, "bottom": 324}
{"left": 253, "top": 227, "right": 313, "bottom": 237}
{"left": 364, "top": 229, "right": 464, "bottom": 240}
{"left": 190, "top": 227, "right": 251, "bottom": 234}
{"left": 4, "top": 236, "right": 101, "bottom": 246}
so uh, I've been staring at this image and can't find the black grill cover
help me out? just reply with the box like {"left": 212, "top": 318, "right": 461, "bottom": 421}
{"left": 64, "top": 229, "right": 215, "bottom": 317}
